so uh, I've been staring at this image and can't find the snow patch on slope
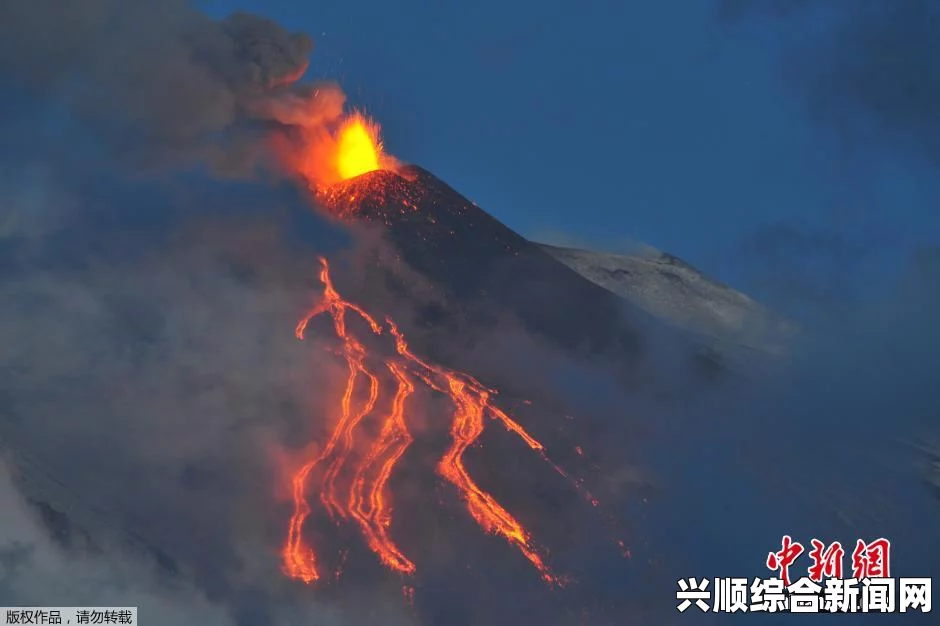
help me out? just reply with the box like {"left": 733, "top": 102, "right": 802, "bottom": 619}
{"left": 536, "top": 242, "right": 797, "bottom": 357}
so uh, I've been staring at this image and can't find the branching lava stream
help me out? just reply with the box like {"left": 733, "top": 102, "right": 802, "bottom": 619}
{"left": 282, "top": 257, "right": 572, "bottom": 586}
{"left": 275, "top": 107, "right": 621, "bottom": 593}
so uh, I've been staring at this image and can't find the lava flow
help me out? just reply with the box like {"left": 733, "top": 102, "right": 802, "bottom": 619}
{"left": 280, "top": 108, "right": 600, "bottom": 587}
{"left": 283, "top": 257, "right": 569, "bottom": 585}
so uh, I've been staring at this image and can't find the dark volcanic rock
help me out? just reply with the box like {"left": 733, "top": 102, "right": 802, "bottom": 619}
{"left": 319, "top": 165, "right": 653, "bottom": 365}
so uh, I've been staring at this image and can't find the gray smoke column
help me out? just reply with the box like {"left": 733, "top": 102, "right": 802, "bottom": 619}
{"left": 0, "top": 0, "right": 346, "bottom": 176}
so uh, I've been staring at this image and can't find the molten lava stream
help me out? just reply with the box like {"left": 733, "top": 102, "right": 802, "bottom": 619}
{"left": 319, "top": 356, "right": 379, "bottom": 520}
{"left": 282, "top": 259, "right": 388, "bottom": 582}
{"left": 283, "top": 257, "right": 565, "bottom": 587}
{"left": 282, "top": 458, "right": 321, "bottom": 583}
{"left": 348, "top": 362, "right": 417, "bottom": 575}
{"left": 438, "top": 377, "right": 555, "bottom": 584}
{"left": 386, "top": 321, "right": 559, "bottom": 585}
{"left": 296, "top": 260, "right": 384, "bottom": 521}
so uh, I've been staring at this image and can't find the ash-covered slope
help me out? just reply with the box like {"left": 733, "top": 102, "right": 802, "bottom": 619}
{"left": 537, "top": 243, "right": 797, "bottom": 358}
{"left": 320, "top": 165, "right": 684, "bottom": 372}
{"left": 0, "top": 172, "right": 658, "bottom": 625}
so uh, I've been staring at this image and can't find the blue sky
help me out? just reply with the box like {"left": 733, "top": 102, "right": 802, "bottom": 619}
{"left": 201, "top": 0, "right": 940, "bottom": 306}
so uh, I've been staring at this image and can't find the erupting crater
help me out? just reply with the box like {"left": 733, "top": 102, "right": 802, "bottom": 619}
{"left": 284, "top": 109, "right": 399, "bottom": 192}
{"left": 280, "top": 109, "right": 623, "bottom": 592}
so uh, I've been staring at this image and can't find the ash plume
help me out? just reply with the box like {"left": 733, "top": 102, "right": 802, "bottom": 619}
{"left": 0, "top": 0, "right": 346, "bottom": 177}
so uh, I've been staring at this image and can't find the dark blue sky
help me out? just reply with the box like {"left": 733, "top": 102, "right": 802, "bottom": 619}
{"left": 202, "top": 0, "right": 939, "bottom": 302}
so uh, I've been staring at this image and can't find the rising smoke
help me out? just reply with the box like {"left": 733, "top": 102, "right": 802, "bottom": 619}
{"left": 0, "top": 1, "right": 413, "bottom": 624}
{"left": 0, "top": 0, "right": 347, "bottom": 178}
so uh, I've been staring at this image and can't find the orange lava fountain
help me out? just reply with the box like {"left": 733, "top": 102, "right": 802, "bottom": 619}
{"left": 334, "top": 113, "right": 383, "bottom": 180}
{"left": 284, "top": 109, "right": 396, "bottom": 190}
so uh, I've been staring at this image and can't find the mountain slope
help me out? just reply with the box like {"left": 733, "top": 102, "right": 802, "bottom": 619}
{"left": 537, "top": 242, "right": 797, "bottom": 358}
{"left": 318, "top": 165, "right": 702, "bottom": 373}
{"left": 0, "top": 164, "right": 754, "bottom": 625}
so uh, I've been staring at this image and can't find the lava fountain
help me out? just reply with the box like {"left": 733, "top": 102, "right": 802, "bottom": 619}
{"left": 281, "top": 108, "right": 397, "bottom": 191}
{"left": 334, "top": 113, "right": 384, "bottom": 180}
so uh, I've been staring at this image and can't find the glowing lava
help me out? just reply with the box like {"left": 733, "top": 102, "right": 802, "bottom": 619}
{"left": 283, "top": 257, "right": 569, "bottom": 585}
{"left": 281, "top": 109, "right": 395, "bottom": 191}
{"left": 335, "top": 113, "right": 383, "bottom": 180}
{"left": 348, "top": 362, "right": 416, "bottom": 575}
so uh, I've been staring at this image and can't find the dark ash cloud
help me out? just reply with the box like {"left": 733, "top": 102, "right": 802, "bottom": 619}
{"left": 0, "top": 0, "right": 345, "bottom": 176}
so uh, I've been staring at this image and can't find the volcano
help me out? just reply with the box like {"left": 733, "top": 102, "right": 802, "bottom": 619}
{"left": 271, "top": 162, "right": 734, "bottom": 621}
{"left": 0, "top": 154, "right": 759, "bottom": 625}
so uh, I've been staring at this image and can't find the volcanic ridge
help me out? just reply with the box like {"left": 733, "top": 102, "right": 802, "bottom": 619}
{"left": 317, "top": 165, "right": 659, "bottom": 365}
